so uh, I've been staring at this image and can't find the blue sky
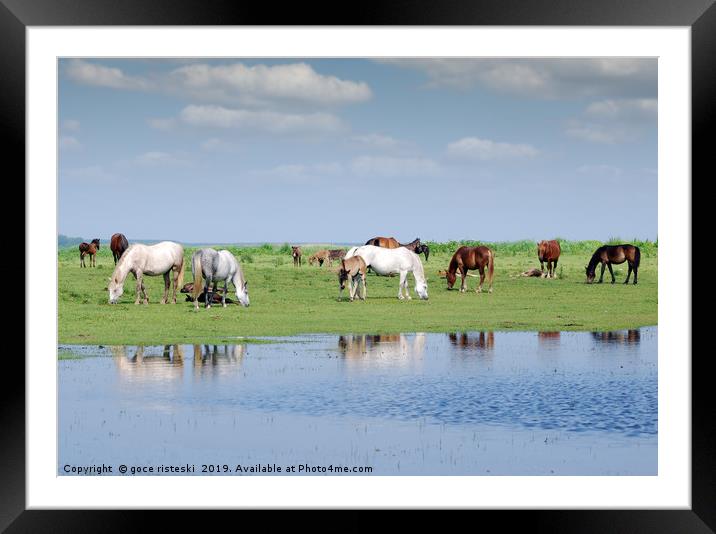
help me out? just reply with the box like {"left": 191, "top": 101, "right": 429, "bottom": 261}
{"left": 58, "top": 58, "right": 657, "bottom": 243}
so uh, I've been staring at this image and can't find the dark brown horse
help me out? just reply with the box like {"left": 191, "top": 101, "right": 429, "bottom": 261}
{"left": 79, "top": 238, "right": 100, "bottom": 267}
{"left": 110, "top": 233, "right": 129, "bottom": 264}
{"left": 446, "top": 246, "right": 494, "bottom": 293}
{"left": 585, "top": 244, "right": 640, "bottom": 284}
{"left": 537, "top": 240, "right": 561, "bottom": 278}
{"left": 364, "top": 236, "right": 429, "bottom": 261}
{"left": 292, "top": 246, "right": 302, "bottom": 267}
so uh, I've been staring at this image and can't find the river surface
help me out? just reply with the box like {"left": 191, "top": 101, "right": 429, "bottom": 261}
{"left": 58, "top": 327, "right": 657, "bottom": 475}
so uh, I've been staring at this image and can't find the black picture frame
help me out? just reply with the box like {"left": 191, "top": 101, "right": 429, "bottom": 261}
{"left": 7, "top": 0, "right": 710, "bottom": 530}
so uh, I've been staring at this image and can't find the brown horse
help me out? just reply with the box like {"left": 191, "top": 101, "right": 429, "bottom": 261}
{"left": 537, "top": 240, "right": 561, "bottom": 278}
{"left": 308, "top": 249, "right": 347, "bottom": 267}
{"left": 110, "top": 233, "right": 129, "bottom": 264}
{"left": 585, "top": 244, "right": 641, "bottom": 284}
{"left": 79, "top": 238, "right": 100, "bottom": 267}
{"left": 338, "top": 256, "right": 367, "bottom": 301}
{"left": 292, "top": 246, "right": 302, "bottom": 267}
{"left": 364, "top": 236, "right": 429, "bottom": 261}
{"left": 446, "top": 246, "right": 494, "bottom": 293}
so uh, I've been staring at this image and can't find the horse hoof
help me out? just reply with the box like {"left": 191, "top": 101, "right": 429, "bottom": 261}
{"left": 223, "top": 304, "right": 227, "bottom": 308}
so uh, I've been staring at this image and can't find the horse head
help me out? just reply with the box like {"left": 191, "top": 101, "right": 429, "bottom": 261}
{"left": 108, "top": 276, "right": 123, "bottom": 303}
{"left": 585, "top": 265, "right": 596, "bottom": 284}
{"left": 234, "top": 280, "right": 250, "bottom": 307}
{"left": 446, "top": 270, "right": 457, "bottom": 289}
{"left": 338, "top": 260, "right": 349, "bottom": 291}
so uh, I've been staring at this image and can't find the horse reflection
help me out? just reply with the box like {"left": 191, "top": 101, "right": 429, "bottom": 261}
{"left": 538, "top": 332, "right": 561, "bottom": 344}
{"left": 337, "top": 333, "right": 426, "bottom": 367}
{"left": 448, "top": 332, "right": 495, "bottom": 351}
{"left": 111, "top": 344, "right": 185, "bottom": 383}
{"left": 591, "top": 330, "right": 641, "bottom": 345}
{"left": 193, "top": 344, "right": 245, "bottom": 365}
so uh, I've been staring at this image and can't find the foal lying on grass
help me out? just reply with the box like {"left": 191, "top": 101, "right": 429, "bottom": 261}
{"left": 338, "top": 256, "right": 367, "bottom": 301}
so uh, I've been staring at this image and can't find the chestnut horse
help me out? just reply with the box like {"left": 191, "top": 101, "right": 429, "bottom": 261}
{"left": 364, "top": 236, "right": 429, "bottom": 261}
{"left": 79, "top": 238, "right": 100, "bottom": 267}
{"left": 446, "top": 246, "right": 494, "bottom": 293}
{"left": 537, "top": 240, "right": 561, "bottom": 278}
{"left": 292, "top": 246, "right": 302, "bottom": 267}
{"left": 110, "top": 233, "right": 129, "bottom": 264}
{"left": 586, "top": 244, "right": 641, "bottom": 284}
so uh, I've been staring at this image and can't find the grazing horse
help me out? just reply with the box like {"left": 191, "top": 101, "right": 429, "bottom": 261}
{"left": 345, "top": 245, "right": 428, "bottom": 300}
{"left": 446, "top": 246, "right": 494, "bottom": 293}
{"left": 110, "top": 233, "right": 129, "bottom": 264}
{"left": 538, "top": 240, "right": 561, "bottom": 278}
{"left": 338, "top": 256, "right": 367, "bottom": 301}
{"left": 292, "top": 246, "right": 302, "bottom": 267}
{"left": 364, "top": 236, "right": 429, "bottom": 261}
{"left": 309, "top": 249, "right": 330, "bottom": 267}
{"left": 191, "top": 248, "right": 250, "bottom": 310}
{"left": 585, "top": 244, "right": 641, "bottom": 284}
{"left": 108, "top": 241, "right": 185, "bottom": 305}
{"left": 79, "top": 238, "right": 100, "bottom": 267}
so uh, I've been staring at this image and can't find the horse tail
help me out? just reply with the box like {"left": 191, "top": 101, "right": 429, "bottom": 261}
{"left": 192, "top": 253, "right": 203, "bottom": 301}
{"left": 177, "top": 257, "right": 186, "bottom": 291}
{"left": 634, "top": 246, "right": 641, "bottom": 269}
{"left": 487, "top": 248, "right": 495, "bottom": 287}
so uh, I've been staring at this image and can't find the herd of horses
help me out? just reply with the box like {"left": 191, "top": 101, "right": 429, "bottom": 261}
{"left": 81, "top": 233, "right": 641, "bottom": 308}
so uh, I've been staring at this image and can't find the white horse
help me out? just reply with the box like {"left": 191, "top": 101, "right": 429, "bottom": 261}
{"left": 345, "top": 245, "right": 428, "bottom": 300}
{"left": 191, "top": 248, "right": 249, "bottom": 310}
{"left": 108, "top": 241, "right": 185, "bottom": 304}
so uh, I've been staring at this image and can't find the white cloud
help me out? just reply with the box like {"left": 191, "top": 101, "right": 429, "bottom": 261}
{"left": 168, "top": 62, "right": 372, "bottom": 106}
{"left": 65, "top": 59, "right": 153, "bottom": 91}
{"left": 350, "top": 134, "right": 405, "bottom": 152}
{"left": 59, "top": 136, "right": 82, "bottom": 150}
{"left": 566, "top": 98, "right": 657, "bottom": 144}
{"left": 147, "top": 118, "right": 177, "bottom": 131}
{"left": 64, "top": 59, "right": 371, "bottom": 108}
{"left": 178, "top": 105, "right": 344, "bottom": 135}
{"left": 446, "top": 137, "right": 539, "bottom": 161}
{"left": 350, "top": 156, "right": 440, "bottom": 177}
{"left": 377, "top": 58, "right": 656, "bottom": 99}
{"left": 135, "top": 151, "right": 188, "bottom": 166}
{"left": 584, "top": 98, "right": 657, "bottom": 121}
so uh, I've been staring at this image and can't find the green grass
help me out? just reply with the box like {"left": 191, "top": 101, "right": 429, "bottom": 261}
{"left": 58, "top": 241, "right": 657, "bottom": 345}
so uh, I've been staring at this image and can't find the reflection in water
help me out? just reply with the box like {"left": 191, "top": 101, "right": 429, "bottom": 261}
{"left": 448, "top": 332, "right": 495, "bottom": 352}
{"left": 592, "top": 329, "right": 641, "bottom": 345}
{"left": 110, "top": 344, "right": 244, "bottom": 383}
{"left": 337, "top": 333, "right": 425, "bottom": 368}
{"left": 538, "top": 332, "right": 561, "bottom": 346}
{"left": 193, "top": 344, "right": 245, "bottom": 364}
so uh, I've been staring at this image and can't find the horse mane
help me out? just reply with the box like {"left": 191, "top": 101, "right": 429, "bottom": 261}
{"left": 586, "top": 247, "right": 605, "bottom": 272}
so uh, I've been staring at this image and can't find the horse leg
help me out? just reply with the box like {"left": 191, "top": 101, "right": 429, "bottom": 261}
{"left": 398, "top": 271, "right": 408, "bottom": 299}
{"left": 460, "top": 267, "right": 467, "bottom": 293}
{"left": 161, "top": 272, "right": 170, "bottom": 304}
{"left": 222, "top": 280, "right": 228, "bottom": 307}
{"left": 476, "top": 267, "right": 485, "bottom": 293}
{"left": 598, "top": 263, "right": 605, "bottom": 283}
{"left": 552, "top": 259, "right": 558, "bottom": 279}
{"left": 540, "top": 260, "right": 546, "bottom": 278}
{"left": 633, "top": 265, "right": 638, "bottom": 285}
{"left": 134, "top": 271, "right": 143, "bottom": 305}
{"left": 349, "top": 276, "right": 356, "bottom": 302}
{"left": 607, "top": 263, "right": 615, "bottom": 284}
{"left": 205, "top": 277, "right": 213, "bottom": 309}
{"left": 624, "top": 263, "right": 633, "bottom": 284}
{"left": 360, "top": 273, "right": 366, "bottom": 300}
{"left": 80, "top": 252, "right": 84, "bottom": 268}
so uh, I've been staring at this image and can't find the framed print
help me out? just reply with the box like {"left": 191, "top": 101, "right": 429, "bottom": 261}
{"left": 7, "top": 0, "right": 712, "bottom": 530}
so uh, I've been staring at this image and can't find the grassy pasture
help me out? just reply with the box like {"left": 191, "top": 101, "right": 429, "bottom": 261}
{"left": 58, "top": 240, "right": 657, "bottom": 345}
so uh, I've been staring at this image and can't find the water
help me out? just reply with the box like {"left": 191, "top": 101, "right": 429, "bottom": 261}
{"left": 58, "top": 327, "right": 657, "bottom": 475}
